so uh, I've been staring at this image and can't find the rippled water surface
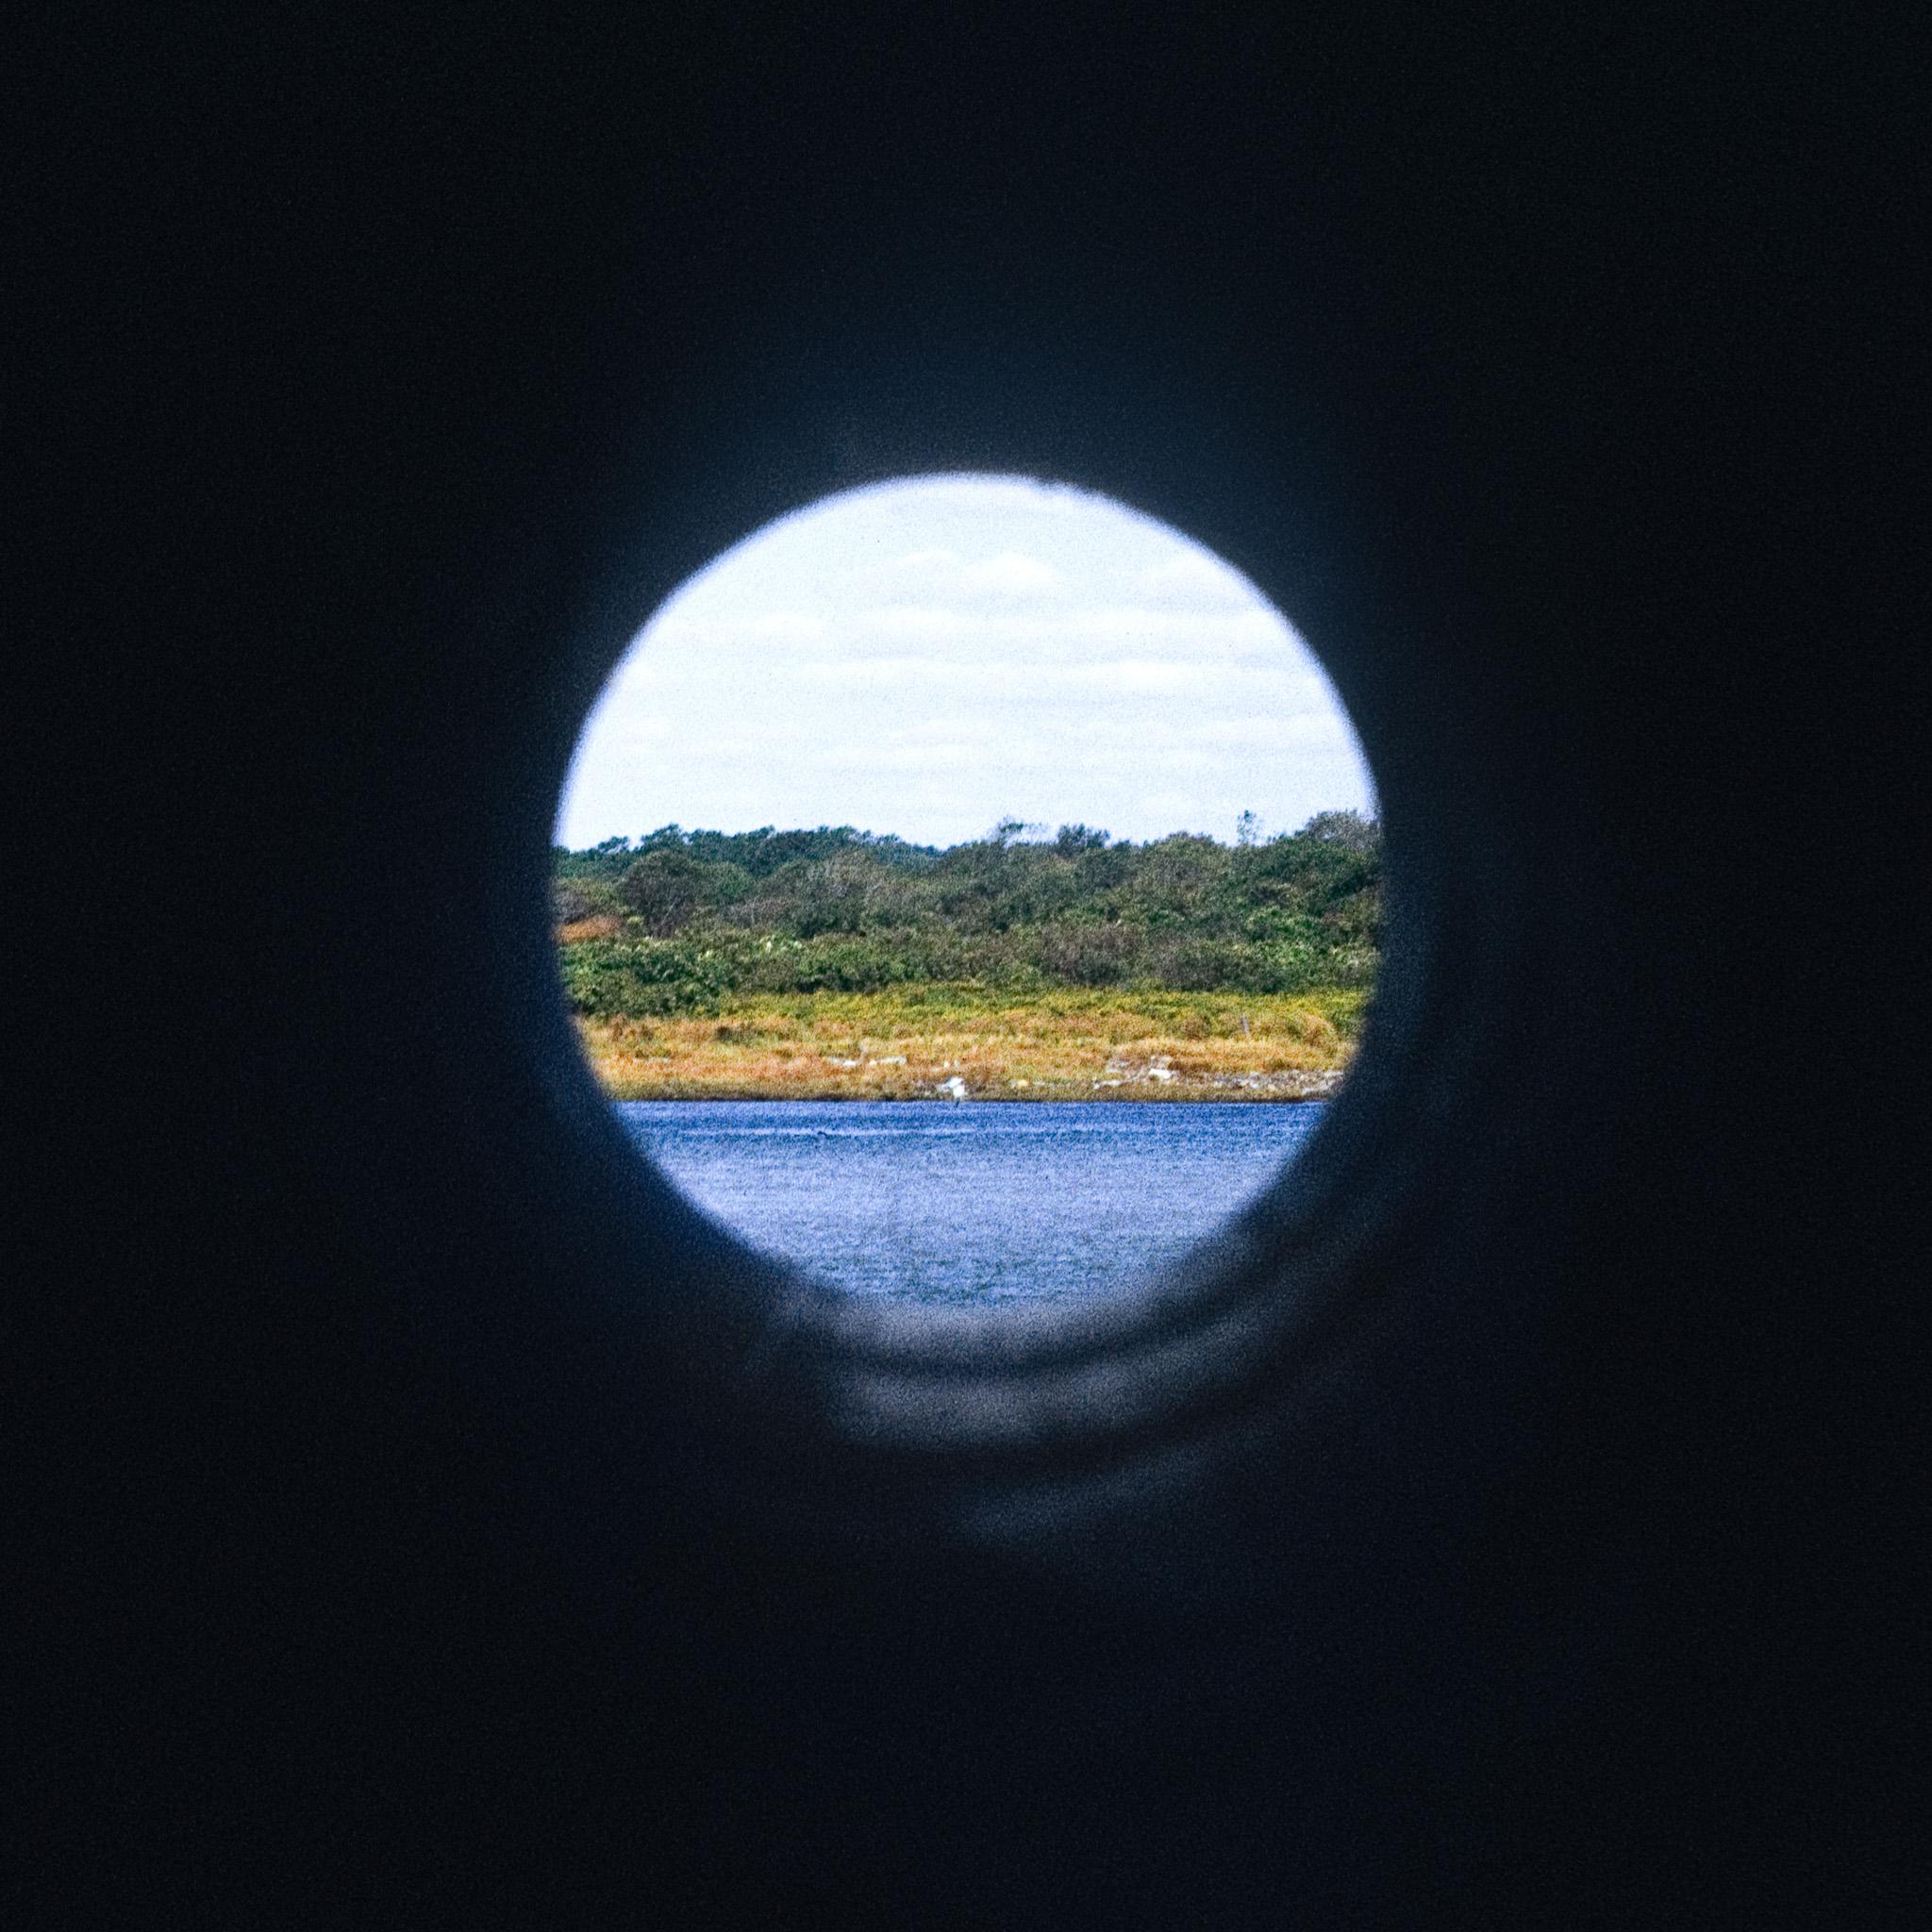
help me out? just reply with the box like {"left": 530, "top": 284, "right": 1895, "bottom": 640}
{"left": 617, "top": 1099, "right": 1327, "bottom": 1304}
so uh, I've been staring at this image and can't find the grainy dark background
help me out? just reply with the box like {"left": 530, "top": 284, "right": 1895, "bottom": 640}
{"left": 14, "top": 8, "right": 1913, "bottom": 1923}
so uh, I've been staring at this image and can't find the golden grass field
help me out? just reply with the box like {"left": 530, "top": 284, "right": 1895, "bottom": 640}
{"left": 575, "top": 986, "right": 1368, "bottom": 1102}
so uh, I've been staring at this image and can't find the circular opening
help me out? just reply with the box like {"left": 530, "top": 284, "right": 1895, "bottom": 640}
{"left": 553, "top": 475, "right": 1387, "bottom": 1321}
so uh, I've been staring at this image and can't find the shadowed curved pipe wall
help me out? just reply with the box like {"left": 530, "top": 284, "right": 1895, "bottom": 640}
{"left": 18, "top": 10, "right": 1907, "bottom": 1924}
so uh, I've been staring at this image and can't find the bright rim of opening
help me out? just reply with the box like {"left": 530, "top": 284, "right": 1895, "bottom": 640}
{"left": 554, "top": 475, "right": 1379, "bottom": 1306}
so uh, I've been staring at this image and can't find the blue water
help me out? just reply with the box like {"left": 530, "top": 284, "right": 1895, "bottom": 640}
{"left": 617, "top": 1100, "right": 1326, "bottom": 1304}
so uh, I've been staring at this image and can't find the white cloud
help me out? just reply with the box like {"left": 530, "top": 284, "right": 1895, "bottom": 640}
{"left": 819, "top": 739, "right": 1016, "bottom": 773}
{"left": 860, "top": 546, "right": 963, "bottom": 580}
{"left": 1106, "top": 658, "right": 1226, "bottom": 695}
{"left": 858, "top": 604, "right": 974, "bottom": 641}
{"left": 962, "top": 550, "right": 1063, "bottom": 596}
{"left": 1195, "top": 713, "right": 1352, "bottom": 748}
{"left": 1139, "top": 788, "right": 1214, "bottom": 824}
{"left": 854, "top": 547, "right": 1064, "bottom": 599}
{"left": 795, "top": 655, "right": 1322, "bottom": 706}
{"left": 1136, "top": 550, "right": 1257, "bottom": 608}
{"left": 745, "top": 610, "right": 826, "bottom": 642}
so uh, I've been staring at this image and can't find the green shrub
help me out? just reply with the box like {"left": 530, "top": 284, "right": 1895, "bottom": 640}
{"left": 554, "top": 813, "right": 1381, "bottom": 1004}
{"left": 558, "top": 939, "right": 732, "bottom": 1016}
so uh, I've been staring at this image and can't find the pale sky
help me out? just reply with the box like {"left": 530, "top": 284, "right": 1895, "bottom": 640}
{"left": 556, "top": 475, "right": 1374, "bottom": 850}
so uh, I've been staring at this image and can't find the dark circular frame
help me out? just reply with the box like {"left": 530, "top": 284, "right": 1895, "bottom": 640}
{"left": 489, "top": 440, "right": 1532, "bottom": 1607}
{"left": 25, "top": 10, "right": 1888, "bottom": 1916}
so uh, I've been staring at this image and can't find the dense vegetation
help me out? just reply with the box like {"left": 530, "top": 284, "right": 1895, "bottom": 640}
{"left": 554, "top": 812, "right": 1380, "bottom": 1020}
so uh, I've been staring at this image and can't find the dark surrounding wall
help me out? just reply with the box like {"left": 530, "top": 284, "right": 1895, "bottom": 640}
{"left": 16, "top": 9, "right": 1911, "bottom": 1924}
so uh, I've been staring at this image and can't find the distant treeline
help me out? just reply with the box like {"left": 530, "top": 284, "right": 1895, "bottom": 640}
{"left": 554, "top": 813, "right": 1380, "bottom": 1016}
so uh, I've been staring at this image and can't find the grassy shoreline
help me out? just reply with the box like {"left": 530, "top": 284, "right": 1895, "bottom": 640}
{"left": 577, "top": 985, "right": 1366, "bottom": 1103}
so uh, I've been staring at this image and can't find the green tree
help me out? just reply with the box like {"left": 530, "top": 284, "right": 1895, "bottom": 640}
{"left": 1296, "top": 808, "right": 1380, "bottom": 853}
{"left": 617, "top": 847, "right": 710, "bottom": 935}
